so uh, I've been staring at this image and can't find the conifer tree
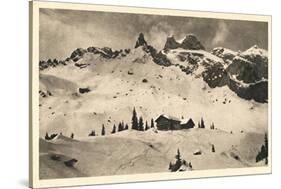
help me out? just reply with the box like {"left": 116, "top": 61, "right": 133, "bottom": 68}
{"left": 121, "top": 121, "right": 124, "bottom": 129}
{"left": 212, "top": 144, "right": 215, "bottom": 152}
{"left": 264, "top": 133, "right": 268, "bottom": 164}
{"left": 169, "top": 162, "right": 173, "bottom": 170}
{"left": 198, "top": 121, "right": 201, "bottom": 128}
{"left": 200, "top": 118, "right": 205, "bottom": 128}
{"left": 124, "top": 124, "right": 129, "bottom": 130}
{"left": 45, "top": 132, "right": 49, "bottom": 140}
{"left": 188, "top": 162, "right": 192, "bottom": 169}
{"left": 145, "top": 121, "right": 149, "bottom": 130}
{"left": 151, "top": 118, "right": 154, "bottom": 128}
{"left": 101, "top": 124, "right": 105, "bottom": 136}
{"left": 111, "top": 124, "right": 116, "bottom": 134}
{"left": 210, "top": 122, "right": 215, "bottom": 130}
{"left": 131, "top": 107, "right": 138, "bottom": 130}
{"left": 118, "top": 122, "right": 123, "bottom": 132}
{"left": 138, "top": 117, "right": 144, "bottom": 131}
{"left": 256, "top": 133, "right": 269, "bottom": 164}
{"left": 173, "top": 148, "right": 182, "bottom": 171}
{"left": 175, "top": 148, "right": 181, "bottom": 161}
{"left": 71, "top": 133, "right": 74, "bottom": 139}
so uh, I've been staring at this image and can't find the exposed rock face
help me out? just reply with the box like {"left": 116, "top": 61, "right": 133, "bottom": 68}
{"left": 209, "top": 46, "right": 268, "bottom": 102}
{"left": 228, "top": 77, "right": 268, "bottom": 103}
{"left": 39, "top": 59, "right": 67, "bottom": 71}
{"left": 134, "top": 33, "right": 172, "bottom": 66}
{"left": 70, "top": 48, "right": 87, "bottom": 62}
{"left": 240, "top": 45, "right": 268, "bottom": 79}
{"left": 160, "top": 42, "right": 268, "bottom": 102}
{"left": 227, "top": 57, "right": 266, "bottom": 84}
{"left": 135, "top": 33, "right": 148, "bottom": 48}
{"left": 180, "top": 34, "right": 205, "bottom": 50}
{"left": 163, "top": 34, "right": 205, "bottom": 51}
{"left": 78, "top": 87, "right": 91, "bottom": 94}
{"left": 202, "top": 63, "right": 229, "bottom": 88}
{"left": 87, "top": 46, "right": 125, "bottom": 59}
{"left": 64, "top": 159, "right": 78, "bottom": 167}
{"left": 211, "top": 47, "right": 237, "bottom": 64}
{"left": 152, "top": 51, "right": 172, "bottom": 66}
{"left": 224, "top": 46, "right": 268, "bottom": 103}
{"left": 164, "top": 36, "right": 180, "bottom": 50}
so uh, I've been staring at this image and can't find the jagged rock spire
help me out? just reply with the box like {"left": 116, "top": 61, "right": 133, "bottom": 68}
{"left": 135, "top": 33, "right": 148, "bottom": 48}
{"left": 163, "top": 34, "right": 205, "bottom": 51}
{"left": 164, "top": 35, "right": 180, "bottom": 50}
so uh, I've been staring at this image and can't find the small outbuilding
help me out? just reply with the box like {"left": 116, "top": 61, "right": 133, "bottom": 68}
{"left": 181, "top": 118, "right": 195, "bottom": 129}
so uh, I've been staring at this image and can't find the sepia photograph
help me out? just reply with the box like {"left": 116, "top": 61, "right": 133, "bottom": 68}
{"left": 30, "top": 1, "right": 271, "bottom": 188}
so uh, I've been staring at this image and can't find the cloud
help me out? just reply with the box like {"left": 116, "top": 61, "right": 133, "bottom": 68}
{"left": 40, "top": 10, "right": 96, "bottom": 60}
{"left": 39, "top": 9, "right": 268, "bottom": 60}
{"left": 39, "top": 9, "right": 135, "bottom": 60}
{"left": 211, "top": 21, "right": 230, "bottom": 47}
{"left": 146, "top": 21, "right": 175, "bottom": 50}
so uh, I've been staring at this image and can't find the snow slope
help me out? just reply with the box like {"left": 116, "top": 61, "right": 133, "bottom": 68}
{"left": 39, "top": 129, "right": 265, "bottom": 179}
{"left": 39, "top": 46, "right": 267, "bottom": 137}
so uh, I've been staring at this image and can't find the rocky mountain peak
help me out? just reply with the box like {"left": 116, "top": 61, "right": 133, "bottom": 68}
{"left": 180, "top": 34, "right": 205, "bottom": 50}
{"left": 163, "top": 34, "right": 205, "bottom": 51}
{"left": 242, "top": 45, "right": 267, "bottom": 57}
{"left": 135, "top": 33, "right": 148, "bottom": 48}
{"left": 164, "top": 35, "right": 180, "bottom": 50}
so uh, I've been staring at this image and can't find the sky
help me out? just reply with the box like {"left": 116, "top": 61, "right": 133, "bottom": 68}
{"left": 39, "top": 8, "right": 268, "bottom": 60}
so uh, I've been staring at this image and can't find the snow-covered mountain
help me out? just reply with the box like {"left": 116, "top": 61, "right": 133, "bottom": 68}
{"left": 160, "top": 35, "right": 268, "bottom": 103}
{"left": 38, "top": 33, "right": 269, "bottom": 179}
{"left": 38, "top": 33, "right": 268, "bottom": 136}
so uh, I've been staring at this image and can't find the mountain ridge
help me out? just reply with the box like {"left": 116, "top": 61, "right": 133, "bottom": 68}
{"left": 39, "top": 33, "right": 268, "bottom": 103}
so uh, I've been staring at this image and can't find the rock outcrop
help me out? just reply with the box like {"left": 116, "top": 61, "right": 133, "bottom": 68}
{"left": 180, "top": 34, "right": 205, "bottom": 50}
{"left": 134, "top": 33, "right": 172, "bottom": 66}
{"left": 70, "top": 48, "right": 87, "bottom": 62}
{"left": 135, "top": 33, "right": 148, "bottom": 48}
{"left": 164, "top": 34, "right": 205, "bottom": 51}
{"left": 164, "top": 35, "right": 180, "bottom": 50}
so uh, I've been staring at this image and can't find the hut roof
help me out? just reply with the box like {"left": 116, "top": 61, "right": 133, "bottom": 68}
{"left": 155, "top": 114, "right": 181, "bottom": 122}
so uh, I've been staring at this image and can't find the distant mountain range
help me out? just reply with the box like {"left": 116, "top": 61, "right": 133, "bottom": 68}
{"left": 40, "top": 33, "right": 268, "bottom": 103}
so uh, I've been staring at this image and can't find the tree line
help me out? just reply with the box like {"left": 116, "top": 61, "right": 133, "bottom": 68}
{"left": 45, "top": 108, "right": 216, "bottom": 140}
{"left": 88, "top": 107, "right": 155, "bottom": 137}
{"left": 131, "top": 107, "right": 154, "bottom": 131}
